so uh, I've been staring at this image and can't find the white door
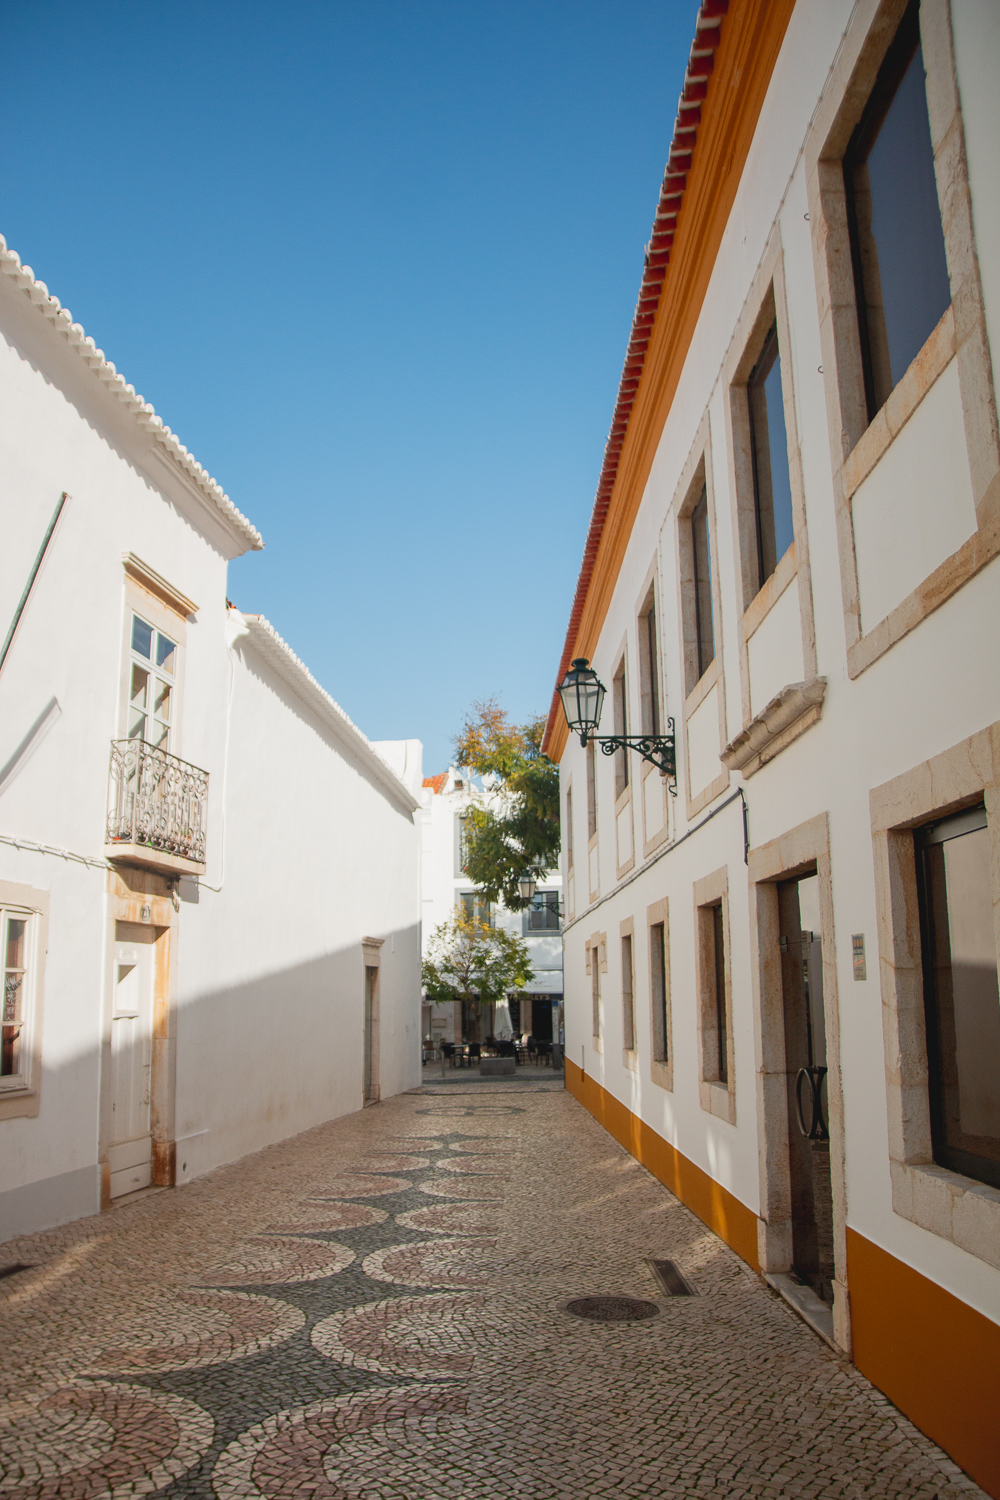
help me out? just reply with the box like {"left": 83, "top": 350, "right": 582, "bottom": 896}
{"left": 108, "top": 922, "right": 155, "bottom": 1198}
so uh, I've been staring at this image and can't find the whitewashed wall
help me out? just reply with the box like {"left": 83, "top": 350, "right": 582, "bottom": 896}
{"left": 558, "top": 0, "right": 1000, "bottom": 1331}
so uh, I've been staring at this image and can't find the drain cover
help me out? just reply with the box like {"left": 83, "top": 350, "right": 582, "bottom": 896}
{"left": 564, "top": 1295, "right": 660, "bottom": 1322}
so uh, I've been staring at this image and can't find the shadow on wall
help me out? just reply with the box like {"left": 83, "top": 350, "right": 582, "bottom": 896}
{"left": 0, "top": 924, "right": 421, "bottom": 1246}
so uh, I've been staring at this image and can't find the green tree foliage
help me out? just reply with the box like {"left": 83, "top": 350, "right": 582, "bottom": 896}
{"left": 454, "top": 699, "right": 560, "bottom": 908}
{"left": 421, "top": 909, "right": 533, "bottom": 1037}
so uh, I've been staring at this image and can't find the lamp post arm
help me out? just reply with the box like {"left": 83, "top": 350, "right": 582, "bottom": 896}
{"left": 584, "top": 718, "right": 677, "bottom": 784}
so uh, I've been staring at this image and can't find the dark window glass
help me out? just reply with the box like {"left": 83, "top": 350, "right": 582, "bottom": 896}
{"left": 645, "top": 605, "right": 660, "bottom": 736}
{"left": 565, "top": 789, "right": 574, "bottom": 871}
{"left": 613, "top": 663, "right": 629, "bottom": 796}
{"left": 916, "top": 804, "right": 1000, "bottom": 1189}
{"left": 460, "top": 891, "right": 492, "bottom": 927}
{"left": 712, "top": 903, "right": 728, "bottom": 1084}
{"left": 586, "top": 740, "right": 597, "bottom": 840}
{"left": 691, "top": 485, "right": 715, "bottom": 680}
{"left": 622, "top": 934, "right": 635, "bottom": 1052}
{"left": 525, "top": 892, "right": 561, "bottom": 933}
{"left": 650, "top": 921, "right": 668, "bottom": 1063}
{"left": 844, "top": 0, "right": 951, "bottom": 421}
{"left": 131, "top": 615, "right": 153, "bottom": 659}
{"left": 748, "top": 323, "right": 795, "bottom": 589}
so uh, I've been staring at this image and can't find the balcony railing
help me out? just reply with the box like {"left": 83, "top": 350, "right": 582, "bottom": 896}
{"left": 106, "top": 739, "right": 208, "bottom": 869}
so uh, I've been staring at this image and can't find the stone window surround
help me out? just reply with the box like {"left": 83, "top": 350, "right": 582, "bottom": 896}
{"left": 646, "top": 895, "right": 673, "bottom": 1094}
{"left": 720, "top": 230, "right": 823, "bottom": 773}
{"left": 586, "top": 742, "right": 599, "bottom": 905}
{"left": 0, "top": 880, "right": 49, "bottom": 1122}
{"left": 119, "top": 563, "right": 191, "bottom": 759}
{"left": 670, "top": 415, "right": 730, "bottom": 821}
{"left": 746, "top": 812, "right": 850, "bottom": 1353}
{"left": 610, "top": 632, "right": 635, "bottom": 882}
{"left": 693, "top": 866, "right": 736, "bottom": 1125}
{"left": 634, "top": 555, "right": 671, "bottom": 860}
{"left": 619, "top": 915, "right": 637, "bottom": 1073}
{"left": 869, "top": 722, "right": 1000, "bottom": 1272}
{"left": 584, "top": 931, "right": 607, "bottom": 1052}
{"left": 805, "top": 0, "right": 1000, "bottom": 680}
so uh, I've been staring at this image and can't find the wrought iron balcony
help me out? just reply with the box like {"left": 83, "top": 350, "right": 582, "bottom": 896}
{"left": 106, "top": 739, "right": 209, "bottom": 875}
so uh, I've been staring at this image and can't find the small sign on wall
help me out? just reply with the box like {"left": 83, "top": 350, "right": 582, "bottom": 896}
{"left": 852, "top": 934, "right": 866, "bottom": 981}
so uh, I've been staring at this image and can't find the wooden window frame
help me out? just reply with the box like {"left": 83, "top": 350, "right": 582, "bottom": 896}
{"left": 647, "top": 896, "right": 672, "bottom": 1093}
{"left": 694, "top": 867, "right": 735, "bottom": 1124}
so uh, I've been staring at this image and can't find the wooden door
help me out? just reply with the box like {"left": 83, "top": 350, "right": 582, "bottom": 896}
{"left": 108, "top": 922, "right": 155, "bottom": 1198}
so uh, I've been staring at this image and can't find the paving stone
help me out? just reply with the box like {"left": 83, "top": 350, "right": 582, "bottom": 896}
{"left": 0, "top": 1084, "right": 986, "bottom": 1499}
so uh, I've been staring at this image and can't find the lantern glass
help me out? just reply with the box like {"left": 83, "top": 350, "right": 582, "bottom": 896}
{"left": 518, "top": 871, "right": 537, "bottom": 902}
{"left": 558, "top": 658, "right": 606, "bottom": 740}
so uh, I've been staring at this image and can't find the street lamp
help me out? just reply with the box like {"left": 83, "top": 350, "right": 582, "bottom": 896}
{"left": 517, "top": 869, "right": 537, "bottom": 902}
{"left": 556, "top": 656, "right": 677, "bottom": 787}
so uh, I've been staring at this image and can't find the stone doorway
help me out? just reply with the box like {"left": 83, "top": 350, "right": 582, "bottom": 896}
{"left": 777, "top": 874, "right": 834, "bottom": 1305}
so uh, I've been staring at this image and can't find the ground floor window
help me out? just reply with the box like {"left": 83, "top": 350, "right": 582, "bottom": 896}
{"left": 916, "top": 803, "right": 1000, "bottom": 1189}
{"left": 1, "top": 907, "right": 33, "bottom": 1086}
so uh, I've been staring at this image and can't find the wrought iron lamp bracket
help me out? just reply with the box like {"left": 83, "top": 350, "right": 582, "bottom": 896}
{"left": 581, "top": 717, "right": 677, "bottom": 792}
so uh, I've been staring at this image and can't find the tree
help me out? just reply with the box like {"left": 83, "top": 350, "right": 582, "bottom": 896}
{"left": 421, "top": 908, "right": 533, "bottom": 1041}
{"left": 454, "top": 698, "right": 560, "bottom": 908}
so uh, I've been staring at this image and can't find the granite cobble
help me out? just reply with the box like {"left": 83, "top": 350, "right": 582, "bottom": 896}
{"left": 0, "top": 1079, "right": 986, "bottom": 1499}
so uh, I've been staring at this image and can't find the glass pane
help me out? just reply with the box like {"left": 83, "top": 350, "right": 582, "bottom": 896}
{"left": 156, "top": 633, "right": 176, "bottom": 674}
{"left": 691, "top": 486, "right": 715, "bottom": 678}
{"left": 128, "top": 708, "right": 147, "bottom": 741}
{"left": 151, "top": 719, "right": 170, "bottom": 749}
{"left": 865, "top": 45, "right": 950, "bottom": 392}
{"left": 713, "top": 903, "right": 727, "bottom": 1083}
{"left": 6, "top": 917, "right": 26, "bottom": 972}
{"left": 131, "top": 665, "right": 148, "bottom": 708}
{"left": 131, "top": 615, "right": 153, "bottom": 659}
{"left": 748, "top": 326, "right": 795, "bottom": 589}
{"left": 846, "top": 10, "right": 951, "bottom": 418}
{"left": 919, "top": 814, "right": 1000, "bottom": 1187}
{"left": 154, "top": 681, "right": 172, "bottom": 724}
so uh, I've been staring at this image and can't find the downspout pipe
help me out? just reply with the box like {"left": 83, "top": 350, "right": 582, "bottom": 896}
{"left": 0, "top": 492, "right": 69, "bottom": 677}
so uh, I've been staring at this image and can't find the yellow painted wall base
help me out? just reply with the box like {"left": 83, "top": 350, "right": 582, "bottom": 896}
{"left": 564, "top": 1059, "right": 759, "bottom": 1270}
{"left": 564, "top": 1061, "right": 999, "bottom": 1497}
{"left": 847, "top": 1228, "right": 1000, "bottom": 1500}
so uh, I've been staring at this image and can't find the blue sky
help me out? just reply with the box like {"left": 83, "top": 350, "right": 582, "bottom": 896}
{"left": 3, "top": 1, "right": 697, "bottom": 772}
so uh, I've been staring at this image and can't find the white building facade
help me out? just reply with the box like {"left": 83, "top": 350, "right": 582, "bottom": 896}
{"left": 419, "top": 767, "right": 562, "bottom": 1046}
{"left": 0, "top": 235, "right": 421, "bottom": 1242}
{"left": 544, "top": 2, "right": 1000, "bottom": 1494}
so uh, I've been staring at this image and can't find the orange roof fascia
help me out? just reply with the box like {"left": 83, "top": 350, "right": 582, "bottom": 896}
{"left": 543, "top": 0, "right": 796, "bottom": 762}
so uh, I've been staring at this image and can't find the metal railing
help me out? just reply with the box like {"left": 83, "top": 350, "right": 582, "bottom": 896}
{"left": 106, "top": 739, "right": 208, "bottom": 865}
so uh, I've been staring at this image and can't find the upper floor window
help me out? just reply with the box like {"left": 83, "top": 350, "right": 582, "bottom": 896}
{"left": 638, "top": 591, "right": 661, "bottom": 737}
{"left": 458, "top": 813, "right": 472, "bottom": 873}
{"left": 844, "top": 0, "right": 951, "bottom": 423}
{"left": 586, "top": 740, "right": 597, "bottom": 841}
{"left": 748, "top": 323, "right": 795, "bottom": 590}
{"left": 2, "top": 907, "right": 32, "bottom": 1088}
{"left": 565, "top": 788, "right": 574, "bottom": 871}
{"left": 612, "top": 658, "right": 629, "bottom": 798}
{"left": 524, "top": 891, "right": 561, "bottom": 934}
{"left": 915, "top": 804, "right": 1000, "bottom": 1190}
{"left": 691, "top": 485, "right": 715, "bottom": 682}
{"left": 129, "top": 613, "right": 176, "bottom": 750}
{"left": 459, "top": 890, "right": 493, "bottom": 928}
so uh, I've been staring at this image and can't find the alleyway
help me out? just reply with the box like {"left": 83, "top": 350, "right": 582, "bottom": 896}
{"left": 0, "top": 1081, "right": 984, "bottom": 1500}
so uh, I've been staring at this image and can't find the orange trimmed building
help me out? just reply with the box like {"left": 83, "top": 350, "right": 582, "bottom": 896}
{"left": 544, "top": 1, "right": 1000, "bottom": 1493}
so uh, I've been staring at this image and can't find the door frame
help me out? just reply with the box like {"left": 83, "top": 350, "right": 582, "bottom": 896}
{"left": 100, "top": 868, "right": 177, "bottom": 1208}
{"left": 361, "top": 937, "right": 383, "bottom": 1103}
{"left": 747, "top": 812, "right": 850, "bottom": 1351}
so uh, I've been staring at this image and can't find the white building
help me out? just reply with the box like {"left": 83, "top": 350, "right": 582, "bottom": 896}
{"left": 544, "top": 2, "right": 1000, "bottom": 1493}
{"left": 0, "top": 234, "right": 422, "bottom": 1242}
{"left": 419, "top": 766, "right": 562, "bottom": 1047}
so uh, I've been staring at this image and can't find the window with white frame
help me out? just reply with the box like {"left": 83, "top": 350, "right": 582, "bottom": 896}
{"left": 128, "top": 612, "right": 177, "bottom": 750}
{"left": 524, "top": 891, "right": 561, "bottom": 934}
{"left": 1, "top": 907, "right": 34, "bottom": 1088}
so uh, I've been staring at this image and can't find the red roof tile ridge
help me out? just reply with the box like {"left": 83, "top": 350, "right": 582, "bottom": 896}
{"left": 542, "top": 0, "right": 729, "bottom": 755}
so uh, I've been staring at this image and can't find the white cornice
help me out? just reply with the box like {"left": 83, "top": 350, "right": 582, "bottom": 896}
{"left": 0, "top": 235, "right": 263, "bottom": 553}
{"left": 238, "top": 613, "right": 419, "bottom": 814}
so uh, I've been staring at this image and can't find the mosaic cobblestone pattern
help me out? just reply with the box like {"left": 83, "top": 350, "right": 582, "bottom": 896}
{"left": 0, "top": 1082, "right": 985, "bottom": 1499}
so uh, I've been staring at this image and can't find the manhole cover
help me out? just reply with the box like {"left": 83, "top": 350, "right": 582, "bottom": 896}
{"left": 564, "top": 1296, "right": 660, "bottom": 1322}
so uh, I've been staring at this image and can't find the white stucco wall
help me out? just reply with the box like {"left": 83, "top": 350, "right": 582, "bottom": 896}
{"left": 557, "top": 0, "right": 1000, "bottom": 1333}
{"left": 0, "top": 257, "right": 421, "bottom": 1240}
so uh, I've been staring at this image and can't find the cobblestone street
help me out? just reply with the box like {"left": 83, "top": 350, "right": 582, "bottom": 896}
{"left": 0, "top": 1080, "right": 985, "bottom": 1499}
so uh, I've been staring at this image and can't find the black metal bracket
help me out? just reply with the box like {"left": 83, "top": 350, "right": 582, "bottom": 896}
{"left": 583, "top": 718, "right": 677, "bottom": 790}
